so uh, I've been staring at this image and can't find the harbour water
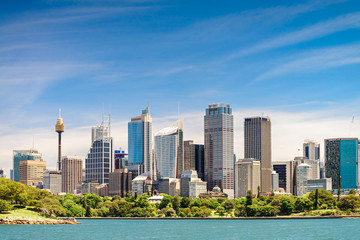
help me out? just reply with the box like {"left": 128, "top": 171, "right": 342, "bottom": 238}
{"left": 1, "top": 218, "right": 359, "bottom": 239}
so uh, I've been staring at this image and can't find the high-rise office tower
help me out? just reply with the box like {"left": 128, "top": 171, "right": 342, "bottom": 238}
{"left": 19, "top": 158, "right": 46, "bottom": 186}
{"left": 303, "top": 140, "right": 320, "bottom": 179}
{"left": 13, "top": 149, "right": 43, "bottom": 183}
{"left": 0, "top": 169, "right": 5, "bottom": 178}
{"left": 204, "top": 103, "right": 234, "bottom": 198}
{"left": 55, "top": 109, "right": 65, "bottom": 171}
{"left": 85, "top": 116, "right": 113, "bottom": 184}
{"left": 325, "top": 138, "right": 358, "bottom": 189}
{"left": 234, "top": 159, "right": 260, "bottom": 198}
{"left": 62, "top": 156, "right": 83, "bottom": 193}
{"left": 155, "top": 119, "right": 184, "bottom": 178}
{"left": 184, "top": 140, "right": 205, "bottom": 181}
{"left": 244, "top": 116, "right": 272, "bottom": 192}
{"left": 184, "top": 140, "right": 194, "bottom": 171}
{"left": 303, "top": 139, "right": 320, "bottom": 160}
{"left": 128, "top": 106, "right": 153, "bottom": 178}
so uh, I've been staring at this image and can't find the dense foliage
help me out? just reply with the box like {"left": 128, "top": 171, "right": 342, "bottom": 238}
{"left": 1, "top": 178, "right": 360, "bottom": 217}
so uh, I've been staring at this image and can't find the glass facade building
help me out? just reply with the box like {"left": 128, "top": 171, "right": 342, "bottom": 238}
{"left": 155, "top": 119, "right": 184, "bottom": 179}
{"left": 128, "top": 107, "right": 153, "bottom": 178}
{"left": 325, "top": 138, "right": 358, "bottom": 189}
{"left": 204, "top": 103, "right": 234, "bottom": 198}
{"left": 85, "top": 124, "right": 113, "bottom": 184}
{"left": 13, "top": 149, "right": 43, "bottom": 182}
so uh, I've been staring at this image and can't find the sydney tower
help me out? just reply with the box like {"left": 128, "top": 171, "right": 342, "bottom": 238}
{"left": 55, "top": 109, "right": 65, "bottom": 171}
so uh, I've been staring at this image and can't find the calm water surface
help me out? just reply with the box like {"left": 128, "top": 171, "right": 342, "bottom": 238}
{"left": 1, "top": 219, "right": 360, "bottom": 239}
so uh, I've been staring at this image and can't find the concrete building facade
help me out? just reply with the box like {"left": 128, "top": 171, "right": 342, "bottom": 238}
{"left": 244, "top": 117, "right": 272, "bottom": 192}
{"left": 43, "top": 170, "right": 62, "bottom": 194}
{"left": 19, "top": 160, "right": 46, "bottom": 186}
{"left": 109, "top": 168, "right": 132, "bottom": 197}
{"left": 235, "top": 159, "right": 261, "bottom": 198}
{"left": 62, "top": 156, "right": 83, "bottom": 193}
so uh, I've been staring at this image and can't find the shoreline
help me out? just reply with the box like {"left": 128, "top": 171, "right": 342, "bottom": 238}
{"left": 0, "top": 217, "right": 79, "bottom": 225}
{"left": 75, "top": 215, "right": 360, "bottom": 220}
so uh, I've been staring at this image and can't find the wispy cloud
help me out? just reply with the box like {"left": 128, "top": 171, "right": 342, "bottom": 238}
{"left": 254, "top": 43, "right": 360, "bottom": 82}
{"left": 223, "top": 10, "right": 360, "bottom": 61}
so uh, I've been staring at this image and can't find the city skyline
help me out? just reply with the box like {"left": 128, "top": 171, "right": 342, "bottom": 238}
{"left": 2, "top": 0, "right": 360, "bottom": 176}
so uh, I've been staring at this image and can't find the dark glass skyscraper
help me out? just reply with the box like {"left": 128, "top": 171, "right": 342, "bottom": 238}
{"left": 204, "top": 103, "right": 234, "bottom": 198}
{"left": 325, "top": 138, "right": 358, "bottom": 189}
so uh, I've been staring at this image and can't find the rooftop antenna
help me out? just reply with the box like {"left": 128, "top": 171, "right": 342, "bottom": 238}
{"left": 59, "top": 108, "right": 61, "bottom": 118}
{"left": 32, "top": 136, "right": 35, "bottom": 149}
{"left": 348, "top": 116, "right": 355, "bottom": 137}
{"left": 102, "top": 104, "right": 104, "bottom": 125}
{"left": 147, "top": 100, "right": 149, "bottom": 113}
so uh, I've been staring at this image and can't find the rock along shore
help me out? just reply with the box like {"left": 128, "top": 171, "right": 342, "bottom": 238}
{"left": 0, "top": 217, "right": 80, "bottom": 225}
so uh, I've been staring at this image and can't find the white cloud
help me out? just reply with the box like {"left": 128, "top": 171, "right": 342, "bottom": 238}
{"left": 224, "top": 10, "right": 360, "bottom": 61}
{"left": 255, "top": 43, "right": 360, "bottom": 81}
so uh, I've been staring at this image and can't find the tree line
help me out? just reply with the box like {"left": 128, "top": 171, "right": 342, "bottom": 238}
{"left": 1, "top": 178, "right": 360, "bottom": 218}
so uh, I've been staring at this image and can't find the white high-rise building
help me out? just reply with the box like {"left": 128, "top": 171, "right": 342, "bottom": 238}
{"left": 155, "top": 119, "right": 183, "bottom": 179}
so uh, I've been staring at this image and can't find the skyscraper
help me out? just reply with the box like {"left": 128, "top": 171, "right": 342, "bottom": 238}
{"left": 204, "top": 103, "right": 234, "bottom": 198}
{"left": 85, "top": 117, "right": 113, "bottom": 184}
{"left": 325, "top": 138, "right": 358, "bottom": 189}
{"left": 296, "top": 163, "right": 311, "bottom": 196}
{"left": 62, "top": 156, "right": 83, "bottom": 193}
{"left": 244, "top": 116, "right": 272, "bottom": 192}
{"left": 184, "top": 140, "right": 205, "bottom": 181}
{"left": 13, "top": 149, "right": 43, "bottom": 183}
{"left": 128, "top": 106, "right": 153, "bottom": 178}
{"left": 303, "top": 140, "right": 320, "bottom": 179}
{"left": 303, "top": 139, "right": 320, "bottom": 160}
{"left": 155, "top": 119, "right": 184, "bottom": 179}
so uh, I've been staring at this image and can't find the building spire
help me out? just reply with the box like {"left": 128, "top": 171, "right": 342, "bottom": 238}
{"left": 59, "top": 108, "right": 61, "bottom": 118}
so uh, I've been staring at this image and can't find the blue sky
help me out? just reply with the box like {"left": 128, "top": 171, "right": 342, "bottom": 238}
{"left": 1, "top": 0, "right": 360, "bottom": 175}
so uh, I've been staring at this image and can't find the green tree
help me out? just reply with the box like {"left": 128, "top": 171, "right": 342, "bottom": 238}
{"left": 257, "top": 186, "right": 261, "bottom": 198}
{"left": 215, "top": 206, "right": 226, "bottom": 216}
{"left": 190, "top": 198, "right": 202, "bottom": 208}
{"left": 159, "top": 195, "right": 173, "bottom": 210}
{"left": 280, "top": 198, "right": 294, "bottom": 215}
{"left": 0, "top": 199, "right": 11, "bottom": 212}
{"left": 337, "top": 187, "right": 341, "bottom": 202}
{"left": 337, "top": 195, "right": 360, "bottom": 211}
{"left": 209, "top": 200, "right": 220, "bottom": 209}
{"left": 180, "top": 197, "right": 190, "bottom": 208}
{"left": 308, "top": 189, "right": 336, "bottom": 209}
{"left": 80, "top": 193, "right": 102, "bottom": 209}
{"left": 109, "top": 199, "right": 133, "bottom": 217}
{"left": 172, "top": 196, "right": 181, "bottom": 214}
{"left": 313, "top": 189, "right": 319, "bottom": 210}
{"left": 246, "top": 190, "right": 253, "bottom": 206}
{"left": 221, "top": 200, "right": 235, "bottom": 211}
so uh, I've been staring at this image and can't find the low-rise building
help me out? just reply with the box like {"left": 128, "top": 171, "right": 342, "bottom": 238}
{"left": 43, "top": 170, "right": 62, "bottom": 194}
{"left": 307, "top": 178, "right": 332, "bottom": 193}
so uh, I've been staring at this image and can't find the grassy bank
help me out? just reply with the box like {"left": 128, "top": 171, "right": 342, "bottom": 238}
{"left": 0, "top": 207, "right": 47, "bottom": 220}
